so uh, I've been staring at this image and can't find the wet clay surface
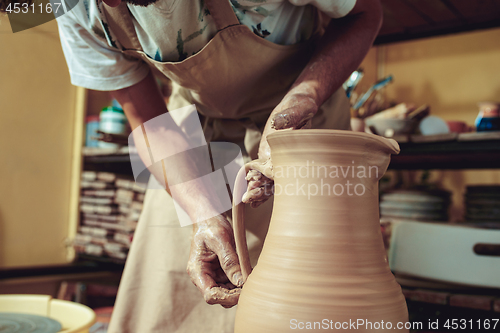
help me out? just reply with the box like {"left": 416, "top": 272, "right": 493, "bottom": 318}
{"left": 233, "top": 130, "right": 408, "bottom": 332}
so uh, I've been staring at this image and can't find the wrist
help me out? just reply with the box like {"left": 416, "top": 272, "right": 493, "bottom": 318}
{"left": 195, "top": 215, "right": 231, "bottom": 228}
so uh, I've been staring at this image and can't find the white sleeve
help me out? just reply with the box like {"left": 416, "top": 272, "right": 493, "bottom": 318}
{"left": 288, "top": 0, "right": 356, "bottom": 18}
{"left": 55, "top": 2, "right": 150, "bottom": 91}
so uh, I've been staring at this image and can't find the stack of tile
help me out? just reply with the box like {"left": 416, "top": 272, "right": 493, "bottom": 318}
{"left": 465, "top": 185, "right": 500, "bottom": 225}
{"left": 74, "top": 171, "right": 146, "bottom": 261}
{"left": 380, "top": 188, "right": 451, "bottom": 222}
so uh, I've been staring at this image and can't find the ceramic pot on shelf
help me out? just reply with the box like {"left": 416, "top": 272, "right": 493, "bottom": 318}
{"left": 232, "top": 129, "right": 408, "bottom": 333}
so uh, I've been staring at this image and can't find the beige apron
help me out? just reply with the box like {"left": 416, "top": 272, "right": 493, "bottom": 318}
{"left": 104, "top": 0, "right": 351, "bottom": 331}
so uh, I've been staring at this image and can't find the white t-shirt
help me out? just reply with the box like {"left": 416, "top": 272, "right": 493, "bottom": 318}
{"left": 55, "top": 0, "right": 356, "bottom": 91}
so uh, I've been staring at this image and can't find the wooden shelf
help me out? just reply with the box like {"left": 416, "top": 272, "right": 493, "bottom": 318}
{"left": 0, "top": 260, "right": 123, "bottom": 281}
{"left": 83, "top": 147, "right": 141, "bottom": 175}
{"left": 389, "top": 139, "right": 500, "bottom": 170}
{"left": 83, "top": 138, "right": 500, "bottom": 172}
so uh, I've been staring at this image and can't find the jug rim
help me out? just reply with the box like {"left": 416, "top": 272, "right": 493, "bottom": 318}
{"left": 267, "top": 129, "right": 400, "bottom": 154}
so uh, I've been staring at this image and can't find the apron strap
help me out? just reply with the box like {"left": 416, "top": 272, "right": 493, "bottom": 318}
{"left": 205, "top": 0, "right": 240, "bottom": 31}
{"left": 101, "top": 2, "right": 143, "bottom": 51}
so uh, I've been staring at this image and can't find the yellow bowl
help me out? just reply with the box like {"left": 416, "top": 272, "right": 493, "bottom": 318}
{"left": 0, "top": 294, "right": 96, "bottom": 333}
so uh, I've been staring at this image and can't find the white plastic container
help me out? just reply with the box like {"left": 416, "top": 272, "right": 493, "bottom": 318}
{"left": 98, "top": 106, "right": 127, "bottom": 148}
{"left": 389, "top": 220, "right": 500, "bottom": 288}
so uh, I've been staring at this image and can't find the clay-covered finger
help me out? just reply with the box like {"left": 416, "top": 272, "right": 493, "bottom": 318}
{"left": 245, "top": 158, "right": 273, "bottom": 180}
{"left": 243, "top": 182, "right": 274, "bottom": 203}
{"left": 245, "top": 169, "right": 262, "bottom": 182}
{"left": 242, "top": 187, "right": 262, "bottom": 203}
{"left": 272, "top": 108, "right": 315, "bottom": 130}
{"left": 204, "top": 286, "right": 241, "bottom": 308}
{"left": 243, "top": 187, "right": 264, "bottom": 203}
{"left": 246, "top": 179, "right": 263, "bottom": 191}
{"left": 249, "top": 174, "right": 272, "bottom": 188}
{"left": 187, "top": 259, "right": 218, "bottom": 299}
{"left": 246, "top": 173, "right": 272, "bottom": 189}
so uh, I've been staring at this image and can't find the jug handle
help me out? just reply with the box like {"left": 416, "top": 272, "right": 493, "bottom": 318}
{"left": 232, "top": 165, "right": 253, "bottom": 284}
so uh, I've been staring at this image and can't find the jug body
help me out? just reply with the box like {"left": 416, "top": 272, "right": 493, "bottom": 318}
{"left": 234, "top": 130, "right": 408, "bottom": 332}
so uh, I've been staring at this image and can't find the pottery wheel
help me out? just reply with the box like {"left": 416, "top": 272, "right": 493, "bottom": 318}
{"left": 0, "top": 313, "right": 62, "bottom": 333}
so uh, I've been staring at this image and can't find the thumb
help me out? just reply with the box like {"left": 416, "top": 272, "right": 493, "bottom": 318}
{"left": 214, "top": 241, "right": 244, "bottom": 287}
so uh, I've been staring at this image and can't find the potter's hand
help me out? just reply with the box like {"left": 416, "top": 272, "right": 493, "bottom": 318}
{"left": 187, "top": 215, "right": 243, "bottom": 308}
{"left": 242, "top": 159, "right": 273, "bottom": 208}
{"left": 270, "top": 93, "right": 318, "bottom": 132}
{"left": 243, "top": 93, "right": 319, "bottom": 207}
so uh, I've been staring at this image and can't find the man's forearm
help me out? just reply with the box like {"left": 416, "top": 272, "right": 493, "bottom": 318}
{"left": 111, "top": 71, "right": 172, "bottom": 194}
{"left": 112, "top": 73, "right": 242, "bottom": 306}
{"left": 290, "top": 0, "right": 383, "bottom": 106}
{"left": 111, "top": 72, "right": 225, "bottom": 223}
{"left": 111, "top": 71, "right": 168, "bottom": 130}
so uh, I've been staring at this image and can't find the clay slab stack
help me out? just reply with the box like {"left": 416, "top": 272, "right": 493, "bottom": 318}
{"left": 465, "top": 185, "right": 500, "bottom": 225}
{"left": 74, "top": 171, "right": 146, "bottom": 262}
{"left": 380, "top": 188, "right": 451, "bottom": 222}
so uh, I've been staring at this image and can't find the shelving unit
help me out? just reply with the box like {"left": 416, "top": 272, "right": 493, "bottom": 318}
{"left": 385, "top": 134, "right": 500, "bottom": 324}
